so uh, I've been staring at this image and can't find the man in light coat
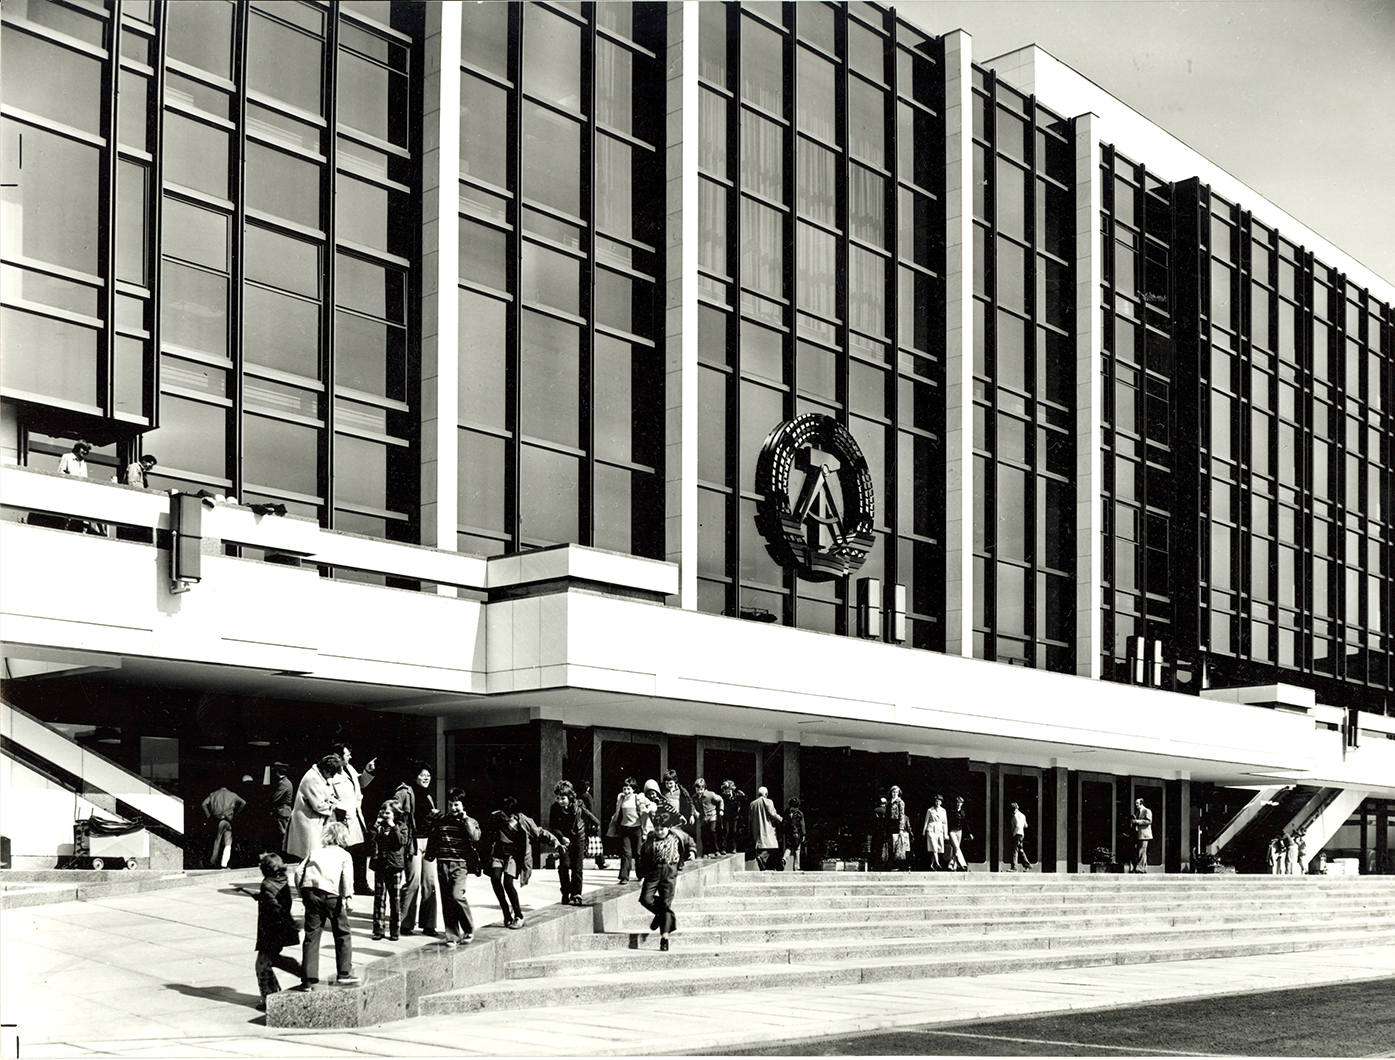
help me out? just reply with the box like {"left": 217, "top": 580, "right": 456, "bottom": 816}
{"left": 285, "top": 755, "right": 344, "bottom": 861}
{"left": 1131, "top": 798, "right": 1154, "bottom": 873}
{"left": 748, "top": 786, "right": 783, "bottom": 870}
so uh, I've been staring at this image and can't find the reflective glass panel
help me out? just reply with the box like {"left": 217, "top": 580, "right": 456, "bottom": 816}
{"left": 1, "top": 121, "right": 100, "bottom": 274}
{"left": 458, "top": 429, "right": 506, "bottom": 532}
{"left": 797, "top": 50, "right": 836, "bottom": 143}
{"left": 596, "top": 39, "right": 632, "bottom": 135}
{"left": 0, "top": 308, "right": 98, "bottom": 406}
{"left": 336, "top": 311, "right": 403, "bottom": 397}
{"left": 245, "top": 226, "right": 320, "bottom": 298}
{"left": 741, "top": 18, "right": 783, "bottom": 113}
{"left": 848, "top": 80, "right": 885, "bottom": 167}
{"left": 458, "top": 289, "right": 508, "bottom": 429}
{"left": 460, "top": 74, "right": 508, "bottom": 187}
{"left": 520, "top": 311, "right": 580, "bottom": 446}
{"left": 338, "top": 50, "right": 406, "bottom": 146}
{"left": 521, "top": 242, "right": 580, "bottom": 315}
{"left": 248, "top": 12, "right": 323, "bottom": 114}
{"left": 164, "top": 113, "right": 230, "bottom": 198}
{"left": 595, "top": 135, "right": 633, "bottom": 239}
{"left": 333, "top": 434, "right": 387, "bottom": 509}
{"left": 521, "top": 444, "right": 580, "bottom": 544}
{"left": 246, "top": 143, "right": 320, "bottom": 227}
{"left": 523, "top": 5, "right": 582, "bottom": 111}
{"left": 152, "top": 394, "right": 227, "bottom": 478}
{"left": 161, "top": 262, "right": 227, "bottom": 356}
{"left": 166, "top": 0, "right": 233, "bottom": 78}
{"left": 1, "top": 30, "right": 102, "bottom": 133}
{"left": 244, "top": 284, "right": 319, "bottom": 377}
{"left": 522, "top": 104, "right": 581, "bottom": 216}
{"left": 460, "top": 0, "right": 510, "bottom": 76}
{"left": 244, "top": 414, "right": 319, "bottom": 496}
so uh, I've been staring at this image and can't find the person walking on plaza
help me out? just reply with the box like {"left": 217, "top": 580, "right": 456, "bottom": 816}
{"left": 1294, "top": 829, "right": 1308, "bottom": 875}
{"left": 748, "top": 786, "right": 783, "bottom": 870}
{"left": 548, "top": 780, "right": 599, "bottom": 905}
{"left": 887, "top": 785, "right": 911, "bottom": 870}
{"left": 608, "top": 777, "right": 647, "bottom": 883}
{"left": 486, "top": 795, "right": 555, "bottom": 928}
{"left": 946, "top": 794, "right": 971, "bottom": 871}
{"left": 922, "top": 793, "right": 948, "bottom": 871}
{"left": 202, "top": 780, "right": 246, "bottom": 869}
{"left": 1267, "top": 834, "right": 1283, "bottom": 874}
{"left": 1130, "top": 798, "right": 1154, "bottom": 873}
{"left": 395, "top": 762, "right": 439, "bottom": 937}
{"left": 294, "top": 821, "right": 358, "bottom": 989}
{"left": 369, "top": 801, "right": 409, "bottom": 940}
{"left": 248, "top": 852, "right": 300, "bottom": 1010}
{"left": 638, "top": 804, "right": 692, "bottom": 951}
{"left": 719, "top": 779, "right": 746, "bottom": 855}
{"left": 426, "top": 788, "right": 482, "bottom": 945}
{"left": 1007, "top": 802, "right": 1033, "bottom": 870}
{"left": 330, "top": 743, "right": 376, "bottom": 895}
{"left": 693, "top": 777, "right": 724, "bottom": 857}
{"left": 781, "top": 797, "right": 806, "bottom": 871}
{"left": 270, "top": 762, "right": 295, "bottom": 855}
{"left": 286, "top": 755, "right": 344, "bottom": 862}
{"left": 1285, "top": 831, "right": 1301, "bottom": 875}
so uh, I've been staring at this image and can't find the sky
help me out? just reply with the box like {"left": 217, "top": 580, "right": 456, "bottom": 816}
{"left": 892, "top": 0, "right": 1395, "bottom": 285}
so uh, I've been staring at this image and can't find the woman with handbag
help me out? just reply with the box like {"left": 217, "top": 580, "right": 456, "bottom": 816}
{"left": 887, "top": 785, "right": 911, "bottom": 871}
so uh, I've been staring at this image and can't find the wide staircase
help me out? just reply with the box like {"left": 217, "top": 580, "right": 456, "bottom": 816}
{"left": 419, "top": 871, "right": 1395, "bottom": 1015}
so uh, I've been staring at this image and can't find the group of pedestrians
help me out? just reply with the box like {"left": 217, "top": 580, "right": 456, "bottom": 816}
{"left": 877, "top": 789, "right": 975, "bottom": 871}
{"left": 1267, "top": 828, "right": 1309, "bottom": 874}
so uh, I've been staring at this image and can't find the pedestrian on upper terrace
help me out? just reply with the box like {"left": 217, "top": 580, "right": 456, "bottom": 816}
{"left": 486, "top": 794, "right": 555, "bottom": 928}
{"left": 249, "top": 852, "right": 300, "bottom": 1011}
{"left": 369, "top": 800, "right": 408, "bottom": 940}
{"left": 887, "top": 786, "right": 911, "bottom": 870}
{"left": 395, "top": 762, "right": 439, "bottom": 937}
{"left": 659, "top": 769, "right": 697, "bottom": 834}
{"left": 608, "top": 776, "right": 647, "bottom": 883}
{"left": 1267, "top": 834, "right": 1283, "bottom": 874}
{"left": 202, "top": 779, "right": 246, "bottom": 869}
{"left": 285, "top": 755, "right": 344, "bottom": 862}
{"left": 1294, "top": 829, "right": 1308, "bottom": 874}
{"left": 719, "top": 779, "right": 746, "bottom": 855}
{"left": 922, "top": 793, "right": 948, "bottom": 871}
{"left": 270, "top": 762, "right": 294, "bottom": 855}
{"left": 1285, "top": 831, "right": 1301, "bottom": 875}
{"left": 638, "top": 804, "right": 692, "bottom": 951}
{"left": 427, "top": 788, "right": 482, "bottom": 945}
{"left": 781, "top": 797, "right": 806, "bottom": 871}
{"left": 1007, "top": 802, "right": 1033, "bottom": 871}
{"left": 946, "top": 795, "right": 971, "bottom": 871}
{"left": 748, "top": 786, "right": 783, "bottom": 870}
{"left": 1130, "top": 798, "right": 1154, "bottom": 873}
{"left": 294, "top": 821, "right": 358, "bottom": 989}
{"left": 329, "top": 742, "right": 375, "bottom": 895}
{"left": 693, "top": 777, "right": 724, "bottom": 858}
{"left": 549, "top": 780, "right": 599, "bottom": 905}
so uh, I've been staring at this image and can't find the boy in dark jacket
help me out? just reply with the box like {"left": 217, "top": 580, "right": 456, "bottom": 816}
{"left": 424, "top": 789, "right": 482, "bottom": 945}
{"left": 782, "top": 797, "right": 807, "bottom": 871}
{"left": 251, "top": 852, "right": 300, "bottom": 1010}
{"left": 548, "top": 780, "right": 601, "bottom": 905}
{"left": 638, "top": 805, "right": 693, "bottom": 952}
{"left": 370, "top": 801, "right": 410, "bottom": 940}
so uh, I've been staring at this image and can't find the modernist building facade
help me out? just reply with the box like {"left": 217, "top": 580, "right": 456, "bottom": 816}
{"left": 2, "top": 0, "right": 1392, "bottom": 873}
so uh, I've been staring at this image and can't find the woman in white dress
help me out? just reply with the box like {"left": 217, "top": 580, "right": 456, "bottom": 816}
{"left": 922, "top": 793, "right": 948, "bottom": 871}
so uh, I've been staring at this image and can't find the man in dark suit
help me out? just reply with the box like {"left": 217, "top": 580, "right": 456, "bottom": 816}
{"left": 1131, "top": 798, "right": 1154, "bottom": 873}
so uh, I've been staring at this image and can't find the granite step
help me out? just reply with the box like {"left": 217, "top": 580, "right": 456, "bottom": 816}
{"left": 507, "top": 916, "right": 1390, "bottom": 979}
{"left": 419, "top": 927, "right": 1395, "bottom": 1015}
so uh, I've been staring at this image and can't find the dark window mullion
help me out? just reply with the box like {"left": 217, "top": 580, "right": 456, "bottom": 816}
{"left": 148, "top": 0, "right": 169, "bottom": 431}
{"left": 506, "top": 1, "right": 524, "bottom": 552}
{"left": 100, "top": 2, "right": 120, "bottom": 424}
{"left": 229, "top": 0, "right": 249, "bottom": 502}
{"left": 323, "top": 6, "right": 340, "bottom": 528}
{"left": 581, "top": 11, "right": 597, "bottom": 547}
{"left": 726, "top": 2, "right": 742, "bottom": 616}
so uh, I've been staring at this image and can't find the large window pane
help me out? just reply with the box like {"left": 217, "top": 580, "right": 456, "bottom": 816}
{"left": 460, "top": 74, "right": 508, "bottom": 187}
{"left": 248, "top": 13, "right": 323, "bottom": 114}
{"left": 740, "top": 198, "right": 782, "bottom": 298}
{"left": 0, "top": 308, "right": 98, "bottom": 406}
{"left": 458, "top": 218, "right": 507, "bottom": 291}
{"left": 337, "top": 175, "right": 405, "bottom": 255}
{"left": 338, "top": 51, "right": 406, "bottom": 146}
{"left": 163, "top": 197, "right": 228, "bottom": 270}
{"left": 459, "top": 290, "right": 507, "bottom": 429}
{"left": 243, "top": 414, "right": 319, "bottom": 496}
{"left": 458, "top": 429, "right": 505, "bottom": 532}
{"left": 523, "top": 5, "right": 582, "bottom": 112}
{"left": 521, "top": 243, "right": 580, "bottom": 315}
{"left": 796, "top": 49, "right": 836, "bottom": 142}
{"left": 596, "top": 39, "right": 632, "bottom": 135}
{"left": 116, "top": 161, "right": 149, "bottom": 285}
{"left": 849, "top": 81, "right": 885, "bottom": 167}
{"left": 797, "top": 222, "right": 836, "bottom": 319}
{"left": 461, "top": 0, "right": 510, "bottom": 76}
{"left": 741, "top": 18, "right": 783, "bottom": 114}
{"left": 1, "top": 121, "right": 100, "bottom": 274}
{"left": 246, "top": 143, "right": 320, "bottom": 227}
{"left": 336, "top": 254, "right": 403, "bottom": 320}
{"left": 595, "top": 135, "right": 633, "bottom": 238}
{"left": 741, "top": 112, "right": 783, "bottom": 201}
{"left": 848, "top": 246, "right": 886, "bottom": 336}
{"left": 521, "top": 445, "right": 579, "bottom": 544}
{"left": 798, "top": 142, "right": 836, "bottom": 227}
{"left": 520, "top": 311, "right": 580, "bottom": 446}
{"left": 334, "top": 434, "right": 387, "bottom": 510}
{"left": 336, "top": 311, "right": 403, "bottom": 398}
{"left": 164, "top": 113, "right": 230, "bottom": 199}
{"left": 166, "top": 0, "right": 233, "bottom": 78}
{"left": 2, "top": 30, "right": 102, "bottom": 133}
{"left": 245, "top": 226, "right": 320, "bottom": 298}
{"left": 151, "top": 394, "right": 227, "bottom": 478}
{"left": 244, "top": 285, "right": 319, "bottom": 377}
{"left": 522, "top": 104, "right": 581, "bottom": 216}
{"left": 161, "top": 262, "right": 227, "bottom": 356}
{"left": 698, "top": 365, "right": 728, "bottom": 484}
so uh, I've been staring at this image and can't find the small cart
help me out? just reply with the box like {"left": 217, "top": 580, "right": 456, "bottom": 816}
{"left": 72, "top": 816, "right": 149, "bottom": 870}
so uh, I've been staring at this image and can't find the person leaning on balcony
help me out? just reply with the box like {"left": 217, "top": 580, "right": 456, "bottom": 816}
{"left": 122, "top": 453, "right": 158, "bottom": 488}
{"left": 58, "top": 439, "right": 92, "bottom": 477}
{"left": 285, "top": 754, "right": 344, "bottom": 862}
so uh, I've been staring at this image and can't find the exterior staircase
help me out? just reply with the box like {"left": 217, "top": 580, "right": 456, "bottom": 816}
{"left": 418, "top": 871, "right": 1395, "bottom": 1015}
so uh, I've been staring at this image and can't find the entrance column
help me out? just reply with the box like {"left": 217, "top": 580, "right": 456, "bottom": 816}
{"left": 1046, "top": 765, "right": 1069, "bottom": 872}
{"left": 537, "top": 719, "right": 564, "bottom": 821}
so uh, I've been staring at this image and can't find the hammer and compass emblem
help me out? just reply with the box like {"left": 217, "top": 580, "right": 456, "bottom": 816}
{"left": 754, "top": 413, "right": 876, "bottom": 580}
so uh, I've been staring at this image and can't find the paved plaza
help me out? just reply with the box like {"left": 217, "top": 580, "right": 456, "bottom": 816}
{"left": 3, "top": 873, "right": 1394, "bottom": 1057}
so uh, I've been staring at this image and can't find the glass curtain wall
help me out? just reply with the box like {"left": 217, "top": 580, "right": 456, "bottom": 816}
{"left": 1, "top": 0, "right": 151, "bottom": 429}
{"left": 695, "top": 1, "right": 945, "bottom": 647}
{"left": 1177, "top": 175, "right": 1393, "bottom": 713}
{"left": 0, "top": 0, "right": 421, "bottom": 539}
{"left": 1098, "top": 148, "right": 1176, "bottom": 684}
{"left": 455, "top": 1, "right": 665, "bottom": 559}
{"left": 970, "top": 65, "right": 1076, "bottom": 671}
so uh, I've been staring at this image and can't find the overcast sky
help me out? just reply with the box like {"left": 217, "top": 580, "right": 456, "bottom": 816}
{"left": 892, "top": 0, "right": 1395, "bottom": 285}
